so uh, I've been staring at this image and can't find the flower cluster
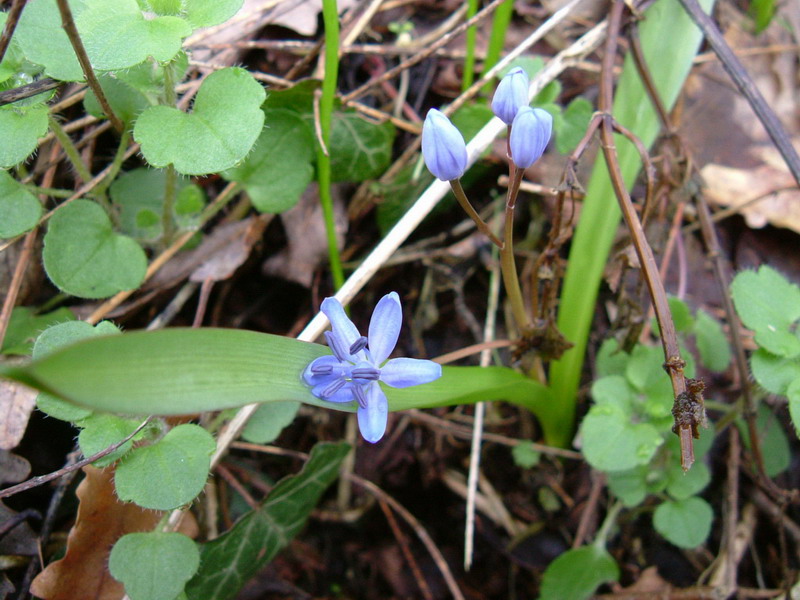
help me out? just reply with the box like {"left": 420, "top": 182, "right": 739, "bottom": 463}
{"left": 421, "top": 67, "right": 553, "bottom": 176}
{"left": 303, "top": 293, "right": 442, "bottom": 443}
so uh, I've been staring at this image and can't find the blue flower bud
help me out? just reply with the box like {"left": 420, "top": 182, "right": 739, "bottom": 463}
{"left": 492, "top": 67, "right": 529, "bottom": 125}
{"left": 421, "top": 109, "right": 468, "bottom": 181}
{"left": 509, "top": 107, "right": 553, "bottom": 169}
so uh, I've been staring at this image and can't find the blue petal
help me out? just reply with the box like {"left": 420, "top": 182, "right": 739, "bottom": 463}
{"left": 491, "top": 67, "right": 529, "bottom": 125}
{"left": 311, "top": 381, "right": 356, "bottom": 403}
{"left": 321, "top": 297, "right": 362, "bottom": 360}
{"left": 357, "top": 383, "right": 388, "bottom": 443}
{"left": 380, "top": 357, "right": 442, "bottom": 388}
{"left": 509, "top": 107, "right": 553, "bottom": 169}
{"left": 368, "top": 292, "right": 402, "bottom": 365}
{"left": 421, "top": 109, "right": 468, "bottom": 181}
{"left": 303, "top": 355, "right": 346, "bottom": 386}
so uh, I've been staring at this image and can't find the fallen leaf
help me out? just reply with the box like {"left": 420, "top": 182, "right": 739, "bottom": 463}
{"left": 0, "top": 449, "right": 31, "bottom": 485}
{"left": 0, "top": 502, "right": 38, "bottom": 556}
{"left": 0, "top": 381, "right": 37, "bottom": 450}
{"left": 190, "top": 216, "right": 270, "bottom": 282}
{"left": 30, "top": 466, "right": 163, "bottom": 600}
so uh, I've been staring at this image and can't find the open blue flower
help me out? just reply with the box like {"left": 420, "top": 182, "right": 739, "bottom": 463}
{"left": 303, "top": 292, "right": 442, "bottom": 443}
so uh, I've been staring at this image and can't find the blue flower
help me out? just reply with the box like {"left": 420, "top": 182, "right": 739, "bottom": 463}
{"left": 303, "top": 292, "right": 442, "bottom": 443}
{"left": 509, "top": 106, "right": 553, "bottom": 169}
{"left": 421, "top": 109, "right": 468, "bottom": 181}
{"left": 492, "top": 67, "right": 529, "bottom": 125}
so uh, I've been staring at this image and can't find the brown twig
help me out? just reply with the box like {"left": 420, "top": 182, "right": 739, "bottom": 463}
{"left": 572, "top": 471, "right": 606, "bottom": 548}
{"left": 377, "top": 499, "right": 435, "bottom": 600}
{"left": 599, "top": 0, "right": 693, "bottom": 470}
{"left": 0, "top": 418, "right": 151, "bottom": 499}
{"left": 55, "top": 0, "right": 123, "bottom": 133}
{"left": 0, "top": 77, "right": 60, "bottom": 107}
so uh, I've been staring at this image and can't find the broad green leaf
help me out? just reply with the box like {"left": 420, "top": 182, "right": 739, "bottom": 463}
{"left": 148, "top": 0, "right": 182, "bottom": 14}
{"left": 77, "top": 0, "right": 190, "bottom": 72}
{"left": 0, "top": 171, "right": 42, "bottom": 237}
{"left": 186, "top": 442, "right": 349, "bottom": 600}
{"left": 262, "top": 79, "right": 318, "bottom": 115}
{"left": 666, "top": 461, "right": 710, "bottom": 500}
{"left": 32, "top": 319, "right": 118, "bottom": 422}
{"left": 511, "top": 441, "right": 541, "bottom": 468}
{"left": 590, "top": 375, "right": 634, "bottom": 412}
{"left": 538, "top": 545, "right": 619, "bottom": 600}
{"left": 114, "top": 52, "right": 189, "bottom": 103}
{"left": 329, "top": 111, "right": 394, "bottom": 182}
{"left": 500, "top": 56, "right": 544, "bottom": 81}
{"left": 0, "top": 13, "right": 25, "bottom": 84}
{"left": 15, "top": 0, "right": 84, "bottom": 81}
{"left": 787, "top": 378, "right": 800, "bottom": 437}
{"left": 694, "top": 309, "right": 731, "bottom": 372}
{"left": 184, "top": 0, "right": 244, "bottom": 28}
{"left": 595, "top": 338, "right": 628, "bottom": 378}
{"left": 1, "top": 307, "right": 75, "bottom": 356}
{"left": 242, "top": 401, "right": 300, "bottom": 444}
{"left": 0, "top": 328, "right": 562, "bottom": 443}
{"left": 626, "top": 344, "right": 672, "bottom": 399}
{"left": 737, "top": 404, "right": 790, "bottom": 477}
{"left": 731, "top": 266, "right": 800, "bottom": 357}
{"left": 43, "top": 200, "right": 147, "bottom": 298}
{"left": 222, "top": 109, "right": 315, "bottom": 213}
{"left": 375, "top": 162, "right": 434, "bottom": 235}
{"left": 750, "top": 348, "right": 800, "bottom": 395}
{"left": 115, "top": 423, "right": 215, "bottom": 509}
{"left": 749, "top": 0, "right": 776, "bottom": 33}
{"left": 666, "top": 296, "right": 694, "bottom": 333}
{"left": 109, "top": 532, "right": 199, "bottom": 600}
{"left": 134, "top": 68, "right": 266, "bottom": 175}
{"left": 0, "top": 105, "right": 48, "bottom": 168}
{"left": 653, "top": 497, "right": 713, "bottom": 548}
{"left": 554, "top": 97, "right": 593, "bottom": 155}
{"left": 451, "top": 103, "right": 493, "bottom": 142}
{"left": 84, "top": 75, "right": 150, "bottom": 125}
{"left": 78, "top": 413, "right": 143, "bottom": 466}
{"left": 580, "top": 403, "right": 662, "bottom": 472}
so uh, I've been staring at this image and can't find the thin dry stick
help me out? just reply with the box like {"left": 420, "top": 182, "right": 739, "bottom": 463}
{"left": 0, "top": 229, "right": 37, "bottom": 349}
{"left": 572, "top": 470, "right": 606, "bottom": 548}
{"left": 599, "top": 0, "right": 692, "bottom": 469}
{"left": 0, "top": 418, "right": 151, "bottom": 499}
{"left": 377, "top": 499, "right": 435, "bottom": 600}
{"left": 55, "top": 0, "right": 123, "bottom": 132}
{"left": 465, "top": 240, "right": 501, "bottom": 570}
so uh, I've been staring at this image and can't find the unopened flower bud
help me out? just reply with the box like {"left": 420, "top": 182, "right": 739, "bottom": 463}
{"left": 421, "top": 109, "right": 468, "bottom": 181}
{"left": 509, "top": 107, "right": 553, "bottom": 169}
{"left": 492, "top": 67, "right": 529, "bottom": 125}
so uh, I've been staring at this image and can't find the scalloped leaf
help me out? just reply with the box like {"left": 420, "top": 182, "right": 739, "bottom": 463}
{"left": 653, "top": 497, "right": 713, "bottom": 548}
{"left": 0, "top": 105, "right": 48, "bottom": 168}
{"left": 539, "top": 546, "right": 619, "bottom": 600}
{"left": 134, "top": 67, "right": 265, "bottom": 175}
{"left": 0, "top": 170, "right": 42, "bottom": 237}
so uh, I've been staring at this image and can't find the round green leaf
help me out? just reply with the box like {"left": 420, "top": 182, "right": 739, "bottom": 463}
{"left": 222, "top": 109, "right": 314, "bottom": 213}
{"left": 84, "top": 76, "right": 149, "bottom": 125}
{"left": 109, "top": 532, "right": 199, "bottom": 600}
{"left": 78, "top": 413, "right": 143, "bottom": 467}
{"left": 0, "top": 106, "right": 48, "bottom": 168}
{"left": 184, "top": 0, "right": 244, "bottom": 28}
{"left": 43, "top": 200, "right": 147, "bottom": 299}
{"left": 242, "top": 401, "right": 300, "bottom": 444}
{"left": 0, "top": 171, "right": 41, "bottom": 237}
{"left": 115, "top": 423, "right": 215, "bottom": 509}
{"left": 666, "top": 461, "right": 711, "bottom": 500}
{"left": 750, "top": 348, "right": 800, "bottom": 395}
{"left": 787, "top": 378, "right": 800, "bottom": 438}
{"left": 15, "top": 0, "right": 84, "bottom": 81}
{"left": 134, "top": 67, "right": 266, "bottom": 175}
{"left": 653, "top": 497, "right": 713, "bottom": 548}
{"left": 539, "top": 546, "right": 619, "bottom": 600}
{"left": 581, "top": 404, "right": 662, "bottom": 472}
{"left": 694, "top": 309, "right": 732, "bottom": 373}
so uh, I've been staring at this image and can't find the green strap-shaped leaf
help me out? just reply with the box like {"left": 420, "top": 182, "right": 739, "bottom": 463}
{"left": 185, "top": 442, "right": 349, "bottom": 600}
{"left": 0, "top": 327, "right": 560, "bottom": 441}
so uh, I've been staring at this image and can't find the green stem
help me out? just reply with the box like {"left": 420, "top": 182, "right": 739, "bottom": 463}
{"left": 500, "top": 168, "right": 530, "bottom": 333}
{"left": 318, "top": 0, "right": 345, "bottom": 290}
{"left": 93, "top": 128, "right": 131, "bottom": 198}
{"left": 23, "top": 185, "right": 75, "bottom": 198}
{"left": 461, "top": 0, "right": 479, "bottom": 91}
{"left": 161, "top": 61, "right": 178, "bottom": 246}
{"left": 480, "top": 0, "right": 514, "bottom": 93}
{"left": 449, "top": 180, "right": 502, "bottom": 247}
{"left": 593, "top": 500, "right": 623, "bottom": 548}
{"left": 47, "top": 115, "right": 92, "bottom": 184}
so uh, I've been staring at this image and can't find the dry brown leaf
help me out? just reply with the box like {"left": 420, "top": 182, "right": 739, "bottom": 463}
{"left": 190, "top": 215, "right": 270, "bottom": 282}
{"left": 0, "top": 381, "right": 37, "bottom": 450}
{"left": 30, "top": 465, "right": 163, "bottom": 600}
{"left": 0, "top": 449, "right": 31, "bottom": 485}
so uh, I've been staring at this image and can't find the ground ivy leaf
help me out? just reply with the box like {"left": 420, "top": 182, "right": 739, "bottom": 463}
{"left": 788, "top": 378, "right": 800, "bottom": 438}
{"left": 84, "top": 75, "right": 150, "bottom": 125}
{"left": 134, "top": 67, "right": 266, "bottom": 175}
{"left": 554, "top": 97, "right": 593, "bottom": 155}
{"left": 694, "top": 309, "right": 732, "bottom": 373}
{"left": 109, "top": 532, "right": 199, "bottom": 600}
{"left": 737, "top": 404, "right": 790, "bottom": 477}
{"left": 731, "top": 266, "right": 800, "bottom": 357}
{"left": 0, "top": 170, "right": 42, "bottom": 237}
{"left": 32, "top": 320, "right": 118, "bottom": 422}
{"left": 78, "top": 413, "right": 142, "bottom": 467}
{"left": 184, "top": 0, "right": 244, "bottom": 28}
{"left": 590, "top": 375, "right": 633, "bottom": 411}
{"left": 185, "top": 442, "right": 349, "bottom": 600}
{"left": 77, "top": 0, "right": 190, "bottom": 72}
{"left": 1, "top": 307, "right": 76, "bottom": 356}
{"left": 607, "top": 466, "right": 649, "bottom": 507}
{"left": 666, "top": 460, "right": 710, "bottom": 500}
{"left": 15, "top": 0, "right": 84, "bottom": 81}
{"left": 0, "top": 105, "right": 49, "bottom": 168}
{"left": 329, "top": 111, "right": 394, "bottom": 182}
{"left": 222, "top": 109, "right": 315, "bottom": 213}
{"left": 538, "top": 545, "right": 619, "bottom": 600}
{"left": 581, "top": 404, "right": 662, "bottom": 472}
{"left": 511, "top": 441, "right": 541, "bottom": 469}
{"left": 750, "top": 348, "right": 800, "bottom": 395}
{"left": 242, "top": 401, "right": 300, "bottom": 444}
{"left": 43, "top": 200, "right": 147, "bottom": 299}
{"left": 115, "top": 423, "right": 215, "bottom": 510}
{"left": 653, "top": 497, "right": 713, "bottom": 548}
